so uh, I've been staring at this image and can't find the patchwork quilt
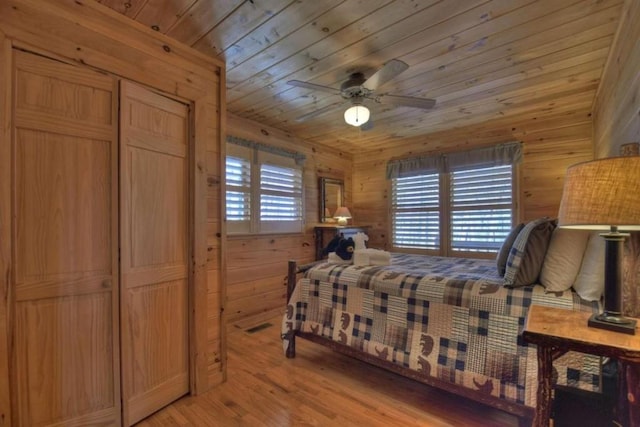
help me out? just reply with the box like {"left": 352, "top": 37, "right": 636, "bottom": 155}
{"left": 282, "top": 253, "right": 601, "bottom": 408}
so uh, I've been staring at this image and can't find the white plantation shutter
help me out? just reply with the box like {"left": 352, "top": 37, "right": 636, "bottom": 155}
{"left": 392, "top": 174, "right": 440, "bottom": 250}
{"left": 450, "top": 165, "right": 513, "bottom": 253}
{"left": 225, "top": 150, "right": 252, "bottom": 233}
{"left": 259, "top": 162, "right": 303, "bottom": 233}
{"left": 225, "top": 141, "right": 304, "bottom": 234}
{"left": 388, "top": 142, "right": 520, "bottom": 257}
{"left": 226, "top": 156, "right": 251, "bottom": 219}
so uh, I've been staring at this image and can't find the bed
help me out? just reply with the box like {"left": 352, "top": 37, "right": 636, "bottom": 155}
{"left": 282, "top": 253, "right": 602, "bottom": 423}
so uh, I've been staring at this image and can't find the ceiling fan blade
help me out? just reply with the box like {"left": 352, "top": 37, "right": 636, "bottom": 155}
{"left": 293, "top": 101, "right": 347, "bottom": 122}
{"left": 286, "top": 80, "right": 342, "bottom": 95}
{"left": 362, "top": 59, "right": 409, "bottom": 91}
{"left": 376, "top": 94, "right": 436, "bottom": 109}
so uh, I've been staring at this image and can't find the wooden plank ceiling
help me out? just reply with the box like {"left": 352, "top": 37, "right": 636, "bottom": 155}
{"left": 97, "top": 0, "right": 623, "bottom": 154}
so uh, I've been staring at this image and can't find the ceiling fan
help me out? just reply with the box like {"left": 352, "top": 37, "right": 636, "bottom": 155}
{"left": 286, "top": 59, "right": 436, "bottom": 128}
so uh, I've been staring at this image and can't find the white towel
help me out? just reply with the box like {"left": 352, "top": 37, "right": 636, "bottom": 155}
{"left": 353, "top": 232, "right": 369, "bottom": 250}
{"left": 369, "top": 249, "right": 391, "bottom": 266}
{"left": 353, "top": 248, "right": 391, "bottom": 266}
{"left": 327, "top": 252, "right": 353, "bottom": 265}
{"left": 353, "top": 251, "right": 369, "bottom": 266}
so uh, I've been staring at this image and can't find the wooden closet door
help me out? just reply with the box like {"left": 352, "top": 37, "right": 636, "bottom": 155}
{"left": 119, "top": 81, "right": 190, "bottom": 426}
{"left": 12, "top": 51, "right": 120, "bottom": 425}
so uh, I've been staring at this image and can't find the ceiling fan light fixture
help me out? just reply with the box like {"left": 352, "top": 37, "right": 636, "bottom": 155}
{"left": 344, "top": 105, "right": 370, "bottom": 127}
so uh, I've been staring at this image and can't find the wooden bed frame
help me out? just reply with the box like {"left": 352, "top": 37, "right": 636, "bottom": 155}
{"left": 284, "top": 260, "right": 534, "bottom": 426}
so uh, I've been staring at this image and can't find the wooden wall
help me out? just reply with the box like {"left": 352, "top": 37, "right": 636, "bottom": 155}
{"left": 353, "top": 110, "right": 594, "bottom": 250}
{"left": 593, "top": 0, "right": 640, "bottom": 157}
{"left": 225, "top": 114, "right": 353, "bottom": 327}
{"left": 0, "top": 0, "right": 224, "bottom": 422}
{"left": 592, "top": 0, "right": 640, "bottom": 316}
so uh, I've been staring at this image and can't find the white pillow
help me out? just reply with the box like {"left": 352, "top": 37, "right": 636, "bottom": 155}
{"left": 573, "top": 232, "right": 605, "bottom": 301}
{"left": 540, "top": 228, "right": 590, "bottom": 291}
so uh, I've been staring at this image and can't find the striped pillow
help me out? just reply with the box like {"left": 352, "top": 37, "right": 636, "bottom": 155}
{"left": 504, "top": 218, "right": 556, "bottom": 287}
{"left": 496, "top": 223, "right": 524, "bottom": 277}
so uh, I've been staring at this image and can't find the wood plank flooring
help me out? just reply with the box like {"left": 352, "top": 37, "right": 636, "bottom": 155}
{"left": 136, "top": 315, "right": 521, "bottom": 426}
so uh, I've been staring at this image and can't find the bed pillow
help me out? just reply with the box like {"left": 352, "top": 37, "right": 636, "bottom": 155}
{"left": 504, "top": 218, "right": 556, "bottom": 287}
{"left": 496, "top": 223, "right": 525, "bottom": 276}
{"left": 573, "top": 232, "right": 605, "bottom": 301}
{"left": 539, "top": 228, "right": 590, "bottom": 292}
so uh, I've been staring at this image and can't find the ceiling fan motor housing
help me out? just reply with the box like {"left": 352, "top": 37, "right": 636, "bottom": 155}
{"left": 340, "top": 72, "right": 369, "bottom": 98}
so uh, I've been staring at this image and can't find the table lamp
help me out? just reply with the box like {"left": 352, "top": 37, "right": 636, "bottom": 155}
{"left": 333, "top": 206, "right": 352, "bottom": 226}
{"left": 558, "top": 156, "right": 640, "bottom": 334}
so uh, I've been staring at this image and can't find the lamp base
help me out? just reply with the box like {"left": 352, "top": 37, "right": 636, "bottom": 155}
{"left": 588, "top": 312, "right": 636, "bottom": 335}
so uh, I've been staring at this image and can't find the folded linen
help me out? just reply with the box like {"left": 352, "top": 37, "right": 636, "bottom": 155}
{"left": 353, "top": 248, "right": 391, "bottom": 266}
{"left": 353, "top": 232, "right": 369, "bottom": 250}
{"left": 327, "top": 252, "right": 353, "bottom": 264}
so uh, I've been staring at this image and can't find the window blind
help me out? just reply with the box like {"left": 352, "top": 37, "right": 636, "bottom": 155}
{"left": 225, "top": 137, "right": 305, "bottom": 235}
{"left": 226, "top": 155, "right": 251, "bottom": 222}
{"left": 450, "top": 165, "right": 513, "bottom": 253}
{"left": 391, "top": 174, "right": 440, "bottom": 250}
{"left": 260, "top": 163, "right": 303, "bottom": 222}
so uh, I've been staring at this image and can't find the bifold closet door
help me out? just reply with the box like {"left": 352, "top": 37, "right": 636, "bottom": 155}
{"left": 12, "top": 50, "right": 121, "bottom": 425}
{"left": 119, "top": 81, "right": 190, "bottom": 426}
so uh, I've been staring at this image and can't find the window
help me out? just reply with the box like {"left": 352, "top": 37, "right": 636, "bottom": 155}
{"left": 391, "top": 174, "right": 440, "bottom": 250}
{"left": 226, "top": 143, "right": 303, "bottom": 234}
{"left": 389, "top": 143, "right": 520, "bottom": 257}
{"left": 259, "top": 161, "right": 303, "bottom": 232}
{"left": 450, "top": 165, "right": 513, "bottom": 253}
{"left": 391, "top": 165, "right": 515, "bottom": 256}
{"left": 226, "top": 155, "right": 251, "bottom": 224}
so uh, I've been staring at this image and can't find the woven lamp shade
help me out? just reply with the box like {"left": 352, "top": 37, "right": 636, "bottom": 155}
{"left": 558, "top": 156, "right": 640, "bottom": 230}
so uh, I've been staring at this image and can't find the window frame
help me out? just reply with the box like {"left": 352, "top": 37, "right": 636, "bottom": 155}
{"left": 226, "top": 143, "right": 304, "bottom": 235}
{"left": 389, "top": 164, "right": 519, "bottom": 259}
{"left": 226, "top": 144, "right": 253, "bottom": 234}
{"left": 390, "top": 172, "right": 442, "bottom": 256}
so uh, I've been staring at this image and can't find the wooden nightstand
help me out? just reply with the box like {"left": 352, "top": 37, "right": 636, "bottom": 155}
{"left": 523, "top": 305, "right": 640, "bottom": 427}
{"left": 313, "top": 224, "right": 370, "bottom": 260}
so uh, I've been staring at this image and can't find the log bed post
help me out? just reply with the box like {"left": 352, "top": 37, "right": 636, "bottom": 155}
{"left": 287, "top": 260, "right": 297, "bottom": 302}
{"left": 285, "top": 260, "right": 297, "bottom": 358}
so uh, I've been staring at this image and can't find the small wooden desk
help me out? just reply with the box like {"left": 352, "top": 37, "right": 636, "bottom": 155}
{"left": 313, "top": 224, "right": 370, "bottom": 260}
{"left": 523, "top": 305, "right": 640, "bottom": 427}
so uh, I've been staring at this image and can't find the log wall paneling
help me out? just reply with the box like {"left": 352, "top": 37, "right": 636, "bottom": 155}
{"left": 225, "top": 114, "right": 352, "bottom": 326}
{"left": 206, "top": 66, "right": 226, "bottom": 385}
{"left": 353, "top": 110, "right": 594, "bottom": 251}
{"left": 0, "top": 0, "right": 225, "bottom": 424}
{"left": 0, "top": 31, "right": 12, "bottom": 426}
{"left": 592, "top": 0, "right": 640, "bottom": 316}
{"left": 593, "top": 0, "right": 640, "bottom": 157}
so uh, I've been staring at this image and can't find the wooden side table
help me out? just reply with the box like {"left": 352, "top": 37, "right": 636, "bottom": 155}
{"left": 523, "top": 305, "right": 640, "bottom": 427}
{"left": 313, "top": 225, "right": 370, "bottom": 260}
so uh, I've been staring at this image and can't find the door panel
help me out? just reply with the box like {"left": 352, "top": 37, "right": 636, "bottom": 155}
{"left": 15, "top": 130, "right": 111, "bottom": 281}
{"left": 125, "top": 279, "right": 188, "bottom": 419}
{"left": 120, "top": 81, "right": 190, "bottom": 426}
{"left": 129, "top": 147, "right": 187, "bottom": 268}
{"left": 15, "top": 293, "right": 114, "bottom": 426}
{"left": 12, "top": 50, "right": 120, "bottom": 426}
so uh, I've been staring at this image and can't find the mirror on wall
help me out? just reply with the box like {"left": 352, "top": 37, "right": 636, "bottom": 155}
{"left": 319, "top": 177, "right": 344, "bottom": 223}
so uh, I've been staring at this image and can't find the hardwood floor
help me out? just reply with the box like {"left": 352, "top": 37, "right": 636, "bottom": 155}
{"left": 136, "top": 315, "right": 521, "bottom": 426}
